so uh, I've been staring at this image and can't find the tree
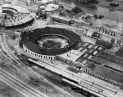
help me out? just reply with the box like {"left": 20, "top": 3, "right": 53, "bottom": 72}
{"left": 106, "top": 0, "right": 113, "bottom": 2}
{"left": 77, "top": 0, "right": 99, "bottom": 4}
{"left": 109, "top": 2, "right": 119, "bottom": 8}
{"left": 72, "top": 7, "right": 82, "bottom": 14}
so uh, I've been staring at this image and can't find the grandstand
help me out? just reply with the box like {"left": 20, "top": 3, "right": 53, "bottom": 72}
{"left": 21, "top": 27, "right": 81, "bottom": 57}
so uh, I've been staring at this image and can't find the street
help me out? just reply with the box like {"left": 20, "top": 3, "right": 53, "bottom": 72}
{"left": 0, "top": 30, "right": 84, "bottom": 97}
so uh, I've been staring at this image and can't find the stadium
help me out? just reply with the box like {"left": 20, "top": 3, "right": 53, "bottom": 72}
{"left": 0, "top": 4, "right": 35, "bottom": 28}
{"left": 20, "top": 27, "right": 81, "bottom": 60}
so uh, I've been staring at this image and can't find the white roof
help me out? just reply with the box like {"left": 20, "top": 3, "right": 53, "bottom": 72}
{"left": 1, "top": 4, "right": 29, "bottom": 13}
{"left": 45, "top": 3, "right": 59, "bottom": 11}
{"left": 40, "top": 0, "right": 53, "bottom": 4}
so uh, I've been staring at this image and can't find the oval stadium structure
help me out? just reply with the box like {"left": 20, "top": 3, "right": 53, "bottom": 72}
{"left": 0, "top": 4, "right": 35, "bottom": 28}
{"left": 20, "top": 27, "right": 81, "bottom": 60}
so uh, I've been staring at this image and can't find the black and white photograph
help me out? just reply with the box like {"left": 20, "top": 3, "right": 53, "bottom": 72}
{"left": 0, "top": 0, "right": 123, "bottom": 97}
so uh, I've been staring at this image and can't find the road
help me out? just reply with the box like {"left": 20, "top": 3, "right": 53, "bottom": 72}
{"left": 0, "top": 80, "right": 25, "bottom": 97}
{"left": 0, "top": 33, "right": 50, "bottom": 97}
{"left": 0, "top": 68, "right": 48, "bottom": 97}
{"left": 0, "top": 33, "right": 79, "bottom": 97}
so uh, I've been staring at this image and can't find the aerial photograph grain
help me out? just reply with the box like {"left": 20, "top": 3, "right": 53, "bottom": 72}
{"left": 0, "top": 0, "right": 123, "bottom": 97}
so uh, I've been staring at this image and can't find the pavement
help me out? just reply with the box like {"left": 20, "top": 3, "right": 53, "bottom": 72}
{"left": 0, "top": 34, "right": 49, "bottom": 97}
{"left": 0, "top": 80, "right": 25, "bottom": 97}
{"left": 0, "top": 31, "right": 84, "bottom": 97}
{"left": 0, "top": 68, "right": 48, "bottom": 97}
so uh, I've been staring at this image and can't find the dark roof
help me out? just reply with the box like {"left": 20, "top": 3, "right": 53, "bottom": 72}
{"left": 21, "top": 27, "right": 81, "bottom": 55}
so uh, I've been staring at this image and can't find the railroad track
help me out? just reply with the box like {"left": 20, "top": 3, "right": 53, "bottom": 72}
{"left": 0, "top": 68, "right": 49, "bottom": 97}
